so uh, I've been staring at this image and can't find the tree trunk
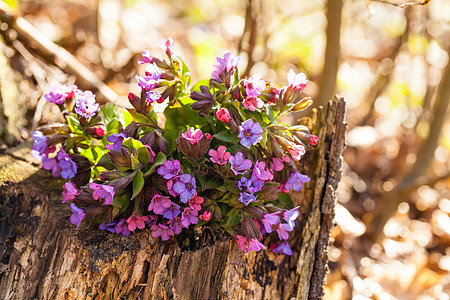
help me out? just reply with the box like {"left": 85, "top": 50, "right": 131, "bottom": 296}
{"left": 0, "top": 98, "right": 346, "bottom": 300}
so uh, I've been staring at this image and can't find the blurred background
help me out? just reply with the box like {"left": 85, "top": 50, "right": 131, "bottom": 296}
{"left": 0, "top": 0, "right": 449, "bottom": 298}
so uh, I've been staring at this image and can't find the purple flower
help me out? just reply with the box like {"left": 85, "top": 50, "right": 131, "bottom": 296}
{"left": 105, "top": 133, "right": 126, "bottom": 151}
{"left": 285, "top": 172, "right": 310, "bottom": 191}
{"left": 244, "top": 75, "right": 265, "bottom": 98}
{"left": 173, "top": 174, "right": 196, "bottom": 203}
{"left": 44, "top": 85, "right": 67, "bottom": 104}
{"left": 229, "top": 152, "right": 252, "bottom": 175}
{"left": 62, "top": 182, "right": 79, "bottom": 203}
{"left": 41, "top": 155, "right": 60, "bottom": 177}
{"left": 162, "top": 202, "right": 181, "bottom": 220}
{"left": 283, "top": 207, "right": 300, "bottom": 229}
{"left": 145, "top": 215, "right": 158, "bottom": 227}
{"left": 99, "top": 221, "right": 117, "bottom": 233}
{"left": 272, "top": 241, "right": 293, "bottom": 255}
{"left": 69, "top": 203, "right": 85, "bottom": 229}
{"left": 208, "top": 145, "right": 231, "bottom": 165}
{"left": 74, "top": 90, "right": 99, "bottom": 118}
{"left": 248, "top": 238, "right": 266, "bottom": 252}
{"left": 238, "top": 119, "right": 263, "bottom": 148}
{"left": 211, "top": 52, "right": 241, "bottom": 81}
{"left": 237, "top": 177, "right": 263, "bottom": 195}
{"left": 182, "top": 128, "right": 204, "bottom": 145}
{"left": 276, "top": 223, "right": 293, "bottom": 240}
{"left": 251, "top": 161, "right": 273, "bottom": 181}
{"left": 148, "top": 194, "right": 172, "bottom": 215}
{"left": 238, "top": 192, "right": 257, "bottom": 205}
{"left": 57, "top": 151, "right": 78, "bottom": 179}
{"left": 151, "top": 223, "right": 174, "bottom": 241}
{"left": 168, "top": 217, "right": 183, "bottom": 234}
{"left": 138, "top": 50, "right": 154, "bottom": 64}
{"left": 135, "top": 75, "right": 157, "bottom": 91}
{"left": 181, "top": 207, "right": 198, "bottom": 228}
{"left": 89, "top": 183, "right": 115, "bottom": 205}
{"left": 261, "top": 212, "right": 280, "bottom": 234}
{"left": 31, "top": 131, "right": 48, "bottom": 158}
{"left": 145, "top": 63, "right": 162, "bottom": 80}
{"left": 146, "top": 90, "right": 161, "bottom": 103}
{"left": 115, "top": 219, "right": 131, "bottom": 236}
{"left": 127, "top": 215, "right": 148, "bottom": 232}
{"left": 157, "top": 160, "right": 181, "bottom": 180}
{"left": 287, "top": 69, "right": 307, "bottom": 91}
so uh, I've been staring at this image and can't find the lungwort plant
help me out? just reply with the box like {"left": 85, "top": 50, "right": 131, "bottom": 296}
{"left": 32, "top": 38, "right": 318, "bottom": 255}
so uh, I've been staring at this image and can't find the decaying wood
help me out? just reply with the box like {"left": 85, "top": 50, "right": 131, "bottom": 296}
{"left": 0, "top": 98, "right": 346, "bottom": 300}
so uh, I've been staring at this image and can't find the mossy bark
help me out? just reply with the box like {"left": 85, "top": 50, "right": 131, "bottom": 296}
{"left": 0, "top": 98, "right": 346, "bottom": 300}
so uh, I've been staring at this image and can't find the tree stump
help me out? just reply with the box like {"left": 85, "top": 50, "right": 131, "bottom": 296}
{"left": 0, "top": 97, "right": 346, "bottom": 300}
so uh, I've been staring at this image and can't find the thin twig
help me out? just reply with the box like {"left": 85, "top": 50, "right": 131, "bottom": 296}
{"left": 370, "top": 0, "right": 431, "bottom": 8}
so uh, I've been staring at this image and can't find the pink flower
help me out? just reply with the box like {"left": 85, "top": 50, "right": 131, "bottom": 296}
{"left": 242, "top": 97, "right": 264, "bottom": 111}
{"left": 270, "top": 158, "right": 285, "bottom": 172}
{"left": 236, "top": 235, "right": 249, "bottom": 252}
{"left": 182, "top": 127, "right": 204, "bottom": 145}
{"left": 244, "top": 75, "right": 266, "bottom": 98}
{"left": 208, "top": 145, "right": 231, "bottom": 165}
{"left": 248, "top": 238, "right": 266, "bottom": 252}
{"left": 216, "top": 108, "right": 231, "bottom": 123}
{"left": 62, "top": 182, "right": 79, "bottom": 203}
{"left": 287, "top": 69, "right": 307, "bottom": 91}
{"left": 151, "top": 223, "right": 174, "bottom": 241}
{"left": 89, "top": 183, "right": 115, "bottom": 205}
{"left": 236, "top": 235, "right": 265, "bottom": 253}
{"left": 199, "top": 211, "right": 211, "bottom": 221}
{"left": 181, "top": 207, "right": 199, "bottom": 228}
{"left": 148, "top": 194, "right": 172, "bottom": 215}
{"left": 127, "top": 215, "right": 149, "bottom": 232}
{"left": 287, "top": 144, "right": 305, "bottom": 161}
{"left": 138, "top": 50, "right": 154, "bottom": 64}
{"left": 188, "top": 193, "right": 204, "bottom": 210}
{"left": 307, "top": 135, "right": 318, "bottom": 146}
{"left": 159, "top": 37, "right": 174, "bottom": 54}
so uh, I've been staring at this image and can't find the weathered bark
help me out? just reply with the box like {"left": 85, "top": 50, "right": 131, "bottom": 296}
{"left": 0, "top": 98, "right": 346, "bottom": 300}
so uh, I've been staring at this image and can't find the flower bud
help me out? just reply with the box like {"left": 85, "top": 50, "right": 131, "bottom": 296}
{"left": 123, "top": 121, "right": 139, "bottom": 139}
{"left": 85, "top": 124, "right": 106, "bottom": 139}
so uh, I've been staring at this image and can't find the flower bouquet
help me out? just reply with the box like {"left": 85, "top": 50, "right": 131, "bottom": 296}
{"left": 31, "top": 38, "right": 317, "bottom": 255}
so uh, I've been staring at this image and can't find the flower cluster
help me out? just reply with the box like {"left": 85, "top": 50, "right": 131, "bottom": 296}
{"left": 32, "top": 38, "right": 317, "bottom": 255}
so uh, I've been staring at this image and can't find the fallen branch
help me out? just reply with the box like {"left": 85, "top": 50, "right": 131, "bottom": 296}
{"left": 0, "top": 4, "right": 119, "bottom": 105}
{"left": 369, "top": 0, "right": 431, "bottom": 8}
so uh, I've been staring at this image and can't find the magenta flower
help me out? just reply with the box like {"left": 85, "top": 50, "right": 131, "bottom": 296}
{"left": 211, "top": 52, "right": 241, "bottom": 81}
{"left": 244, "top": 75, "right": 265, "bottom": 98}
{"left": 199, "top": 211, "right": 211, "bottom": 221}
{"left": 159, "top": 37, "right": 174, "bottom": 54}
{"left": 236, "top": 235, "right": 265, "bottom": 253}
{"left": 69, "top": 203, "right": 85, "bottom": 229}
{"left": 62, "top": 182, "right": 79, "bottom": 203}
{"left": 57, "top": 150, "right": 78, "bottom": 179}
{"left": 181, "top": 207, "right": 199, "bottom": 228}
{"left": 209, "top": 145, "right": 231, "bottom": 165}
{"left": 157, "top": 160, "right": 181, "bottom": 180}
{"left": 270, "top": 158, "right": 285, "bottom": 172}
{"left": 135, "top": 75, "right": 157, "bottom": 91}
{"left": 261, "top": 212, "right": 280, "bottom": 234}
{"left": 115, "top": 219, "right": 131, "bottom": 236}
{"left": 182, "top": 127, "right": 203, "bottom": 145}
{"left": 41, "top": 155, "right": 60, "bottom": 177}
{"left": 168, "top": 217, "right": 183, "bottom": 234}
{"left": 145, "top": 215, "right": 158, "bottom": 227}
{"left": 216, "top": 108, "right": 231, "bottom": 123}
{"left": 148, "top": 194, "right": 172, "bottom": 215}
{"left": 283, "top": 207, "right": 300, "bottom": 228}
{"left": 243, "top": 97, "right": 264, "bottom": 111}
{"left": 287, "top": 144, "right": 305, "bottom": 161}
{"left": 162, "top": 202, "right": 181, "bottom": 220}
{"left": 229, "top": 152, "right": 252, "bottom": 175}
{"left": 105, "top": 133, "right": 126, "bottom": 151}
{"left": 89, "top": 183, "right": 115, "bottom": 205}
{"left": 188, "top": 194, "right": 204, "bottom": 211}
{"left": 138, "top": 50, "right": 154, "bottom": 64}
{"left": 251, "top": 161, "right": 273, "bottom": 181}
{"left": 151, "top": 223, "right": 174, "bottom": 241}
{"left": 74, "top": 90, "right": 99, "bottom": 118}
{"left": 287, "top": 69, "right": 307, "bottom": 91}
{"left": 238, "top": 119, "right": 263, "bottom": 148}
{"left": 173, "top": 174, "right": 196, "bottom": 203}
{"left": 272, "top": 241, "right": 293, "bottom": 255}
{"left": 127, "top": 215, "right": 148, "bottom": 232}
{"left": 44, "top": 85, "right": 68, "bottom": 104}
{"left": 248, "top": 238, "right": 266, "bottom": 252}
{"left": 285, "top": 172, "right": 310, "bottom": 191}
{"left": 236, "top": 235, "right": 249, "bottom": 252}
{"left": 276, "top": 223, "right": 293, "bottom": 240}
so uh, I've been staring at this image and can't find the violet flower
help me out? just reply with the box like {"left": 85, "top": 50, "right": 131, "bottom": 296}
{"left": 229, "top": 152, "right": 252, "bottom": 175}
{"left": 145, "top": 62, "right": 162, "bottom": 80}
{"left": 99, "top": 221, "right": 117, "bottom": 233}
{"left": 276, "top": 223, "right": 293, "bottom": 240}
{"left": 146, "top": 90, "right": 161, "bottom": 103}
{"left": 238, "top": 192, "right": 257, "bottom": 206}
{"left": 251, "top": 161, "right": 273, "bottom": 181}
{"left": 41, "top": 155, "right": 60, "bottom": 177}
{"left": 89, "top": 183, "right": 115, "bottom": 205}
{"left": 148, "top": 194, "right": 172, "bottom": 215}
{"left": 44, "top": 85, "right": 67, "bottom": 104}
{"left": 181, "top": 207, "right": 199, "bottom": 228}
{"left": 145, "top": 215, "right": 158, "bottom": 227}
{"left": 162, "top": 202, "right": 181, "bottom": 220}
{"left": 168, "top": 217, "right": 183, "bottom": 234}
{"left": 74, "top": 90, "right": 99, "bottom": 118}
{"left": 135, "top": 75, "right": 157, "bottom": 91}
{"left": 115, "top": 219, "right": 131, "bottom": 236}
{"left": 57, "top": 150, "right": 78, "bottom": 179}
{"left": 208, "top": 145, "right": 231, "bottom": 165}
{"left": 62, "top": 182, "right": 79, "bottom": 203}
{"left": 151, "top": 223, "right": 174, "bottom": 241}
{"left": 69, "top": 203, "right": 85, "bottom": 229}
{"left": 287, "top": 69, "right": 307, "bottom": 91}
{"left": 238, "top": 119, "right": 263, "bottom": 148}
{"left": 181, "top": 127, "right": 203, "bottom": 145}
{"left": 127, "top": 215, "right": 148, "bottom": 232}
{"left": 283, "top": 207, "right": 300, "bottom": 228}
{"left": 157, "top": 160, "right": 181, "bottom": 180}
{"left": 31, "top": 131, "right": 48, "bottom": 158}
{"left": 285, "top": 172, "right": 310, "bottom": 191}
{"left": 261, "top": 212, "right": 280, "bottom": 234}
{"left": 105, "top": 133, "right": 127, "bottom": 151}
{"left": 211, "top": 52, "right": 241, "bottom": 81}
{"left": 173, "top": 174, "right": 196, "bottom": 203}
{"left": 138, "top": 50, "right": 154, "bottom": 64}
{"left": 272, "top": 241, "right": 293, "bottom": 255}
{"left": 244, "top": 74, "right": 265, "bottom": 99}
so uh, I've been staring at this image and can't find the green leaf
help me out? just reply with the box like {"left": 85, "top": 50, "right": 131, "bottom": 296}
{"left": 138, "top": 147, "right": 150, "bottom": 165}
{"left": 278, "top": 192, "right": 293, "bottom": 208}
{"left": 178, "top": 95, "right": 209, "bottom": 127}
{"left": 112, "top": 193, "right": 130, "bottom": 215}
{"left": 66, "top": 114, "right": 83, "bottom": 133}
{"left": 198, "top": 175, "right": 223, "bottom": 191}
{"left": 143, "top": 152, "right": 166, "bottom": 177}
{"left": 226, "top": 208, "right": 241, "bottom": 228}
{"left": 214, "top": 130, "right": 239, "bottom": 143}
{"left": 122, "top": 137, "right": 146, "bottom": 151}
{"left": 131, "top": 170, "right": 144, "bottom": 200}
{"left": 97, "top": 153, "right": 115, "bottom": 170}
{"left": 266, "top": 104, "right": 276, "bottom": 123}
{"left": 100, "top": 103, "right": 123, "bottom": 124}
